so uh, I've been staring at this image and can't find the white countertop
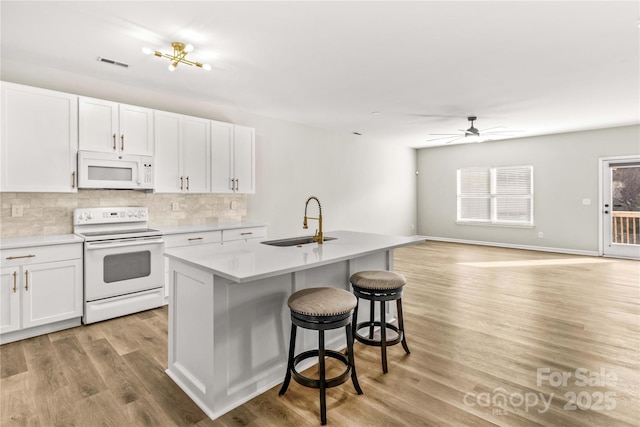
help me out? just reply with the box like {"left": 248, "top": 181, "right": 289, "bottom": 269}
{"left": 164, "top": 230, "right": 425, "bottom": 283}
{"left": 158, "top": 222, "right": 268, "bottom": 235}
{"left": 0, "top": 234, "right": 84, "bottom": 250}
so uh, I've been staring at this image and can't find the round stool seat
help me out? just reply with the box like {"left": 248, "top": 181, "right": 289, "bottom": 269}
{"left": 288, "top": 287, "right": 357, "bottom": 317}
{"left": 350, "top": 270, "right": 406, "bottom": 290}
{"left": 349, "top": 270, "right": 410, "bottom": 374}
{"left": 280, "top": 286, "right": 363, "bottom": 425}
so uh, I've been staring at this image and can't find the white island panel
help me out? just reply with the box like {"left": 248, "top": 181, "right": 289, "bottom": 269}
{"left": 164, "top": 230, "right": 424, "bottom": 420}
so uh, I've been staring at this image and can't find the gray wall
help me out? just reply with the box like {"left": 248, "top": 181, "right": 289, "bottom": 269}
{"left": 0, "top": 67, "right": 417, "bottom": 240}
{"left": 417, "top": 125, "right": 640, "bottom": 254}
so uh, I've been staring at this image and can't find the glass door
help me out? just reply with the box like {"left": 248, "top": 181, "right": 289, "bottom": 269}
{"left": 602, "top": 158, "right": 640, "bottom": 259}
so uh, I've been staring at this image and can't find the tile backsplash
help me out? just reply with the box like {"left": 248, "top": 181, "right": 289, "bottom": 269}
{"left": 0, "top": 190, "right": 247, "bottom": 238}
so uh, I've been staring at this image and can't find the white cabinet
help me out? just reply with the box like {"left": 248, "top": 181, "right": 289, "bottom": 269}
{"left": 222, "top": 226, "right": 268, "bottom": 245}
{"left": 211, "top": 122, "right": 255, "bottom": 194}
{"left": 79, "top": 96, "right": 154, "bottom": 156}
{"left": 163, "top": 231, "right": 222, "bottom": 299}
{"left": 0, "top": 82, "right": 78, "bottom": 192}
{"left": 155, "top": 111, "right": 210, "bottom": 193}
{"left": 0, "top": 243, "right": 83, "bottom": 341}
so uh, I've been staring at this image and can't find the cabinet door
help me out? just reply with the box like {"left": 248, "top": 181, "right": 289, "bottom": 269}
{"left": 182, "top": 116, "right": 210, "bottom": 193}
{"left": 0, "top": 267, "right": 21, "bottom": 334}
{"left": 211, "top": 120, "right": 234, "bottom": 193}
{"left": 1, "top": 82, "right": 78, "bottom": 192}
{"left": 154, "top": 111, "right": 182, "bottom": 193}
{"left": 119, "top": 103, "right": 154, "bottom": 156}
{"left": 233, "top": 125, "right": 255, "bottom": 194}
{"left": 21, "top": 260, "right": 82, "bottom": 329}
{"left": 79, "top": 96, "right": 119, "bottom": 153}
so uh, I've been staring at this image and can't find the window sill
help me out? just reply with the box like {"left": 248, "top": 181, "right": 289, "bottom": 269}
{"left": 456, "top": 221, "right": 535, "bottom": 229}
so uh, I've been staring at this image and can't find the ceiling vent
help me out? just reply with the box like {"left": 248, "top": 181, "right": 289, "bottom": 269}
{"left": 97, "top": 57, "right": 129, "bottom": 68}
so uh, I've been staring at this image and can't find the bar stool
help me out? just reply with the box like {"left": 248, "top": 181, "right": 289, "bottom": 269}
{"left": 349, "top": 270, "right": 410, "bottom": 373}
{"left": 279, "top": 287, "right": 363, "bottom": 425}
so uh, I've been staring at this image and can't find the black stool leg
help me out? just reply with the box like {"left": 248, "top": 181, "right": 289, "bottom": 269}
{"left": 279, "top": 324, "right": 297, "bottom": 395}
{"left": 397, "top": 298, "right": 410, "bottom": 354}
{"left": 380, "top": 300, "right": 388, "bottom": 373}
{"left": 319, "top": 330, "right": 327, "bottom": 425}
{"left": 351, "top": 298, "right": 359, "bottom": 350}
{"left": 368, "top": 299, "right": 375, "bottom": 339}
{"left": 346, "top": 324, "right": 363, "bottom": 395}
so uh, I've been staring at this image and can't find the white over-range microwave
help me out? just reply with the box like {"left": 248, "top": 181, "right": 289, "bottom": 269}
{"left": 77, "top": 151, "right": 154, "bottom": 190}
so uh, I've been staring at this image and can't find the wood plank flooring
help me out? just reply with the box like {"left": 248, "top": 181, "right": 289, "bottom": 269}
{"left": 1, "top": 241, "right": 639, "bottom": 426}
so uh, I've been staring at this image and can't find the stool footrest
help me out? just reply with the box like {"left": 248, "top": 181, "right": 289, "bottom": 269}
{"left": 354, "top": 321, "right": 402, "bottom": 347}
{"left": 291, "top": 349, "right": 352, "bottom": 389}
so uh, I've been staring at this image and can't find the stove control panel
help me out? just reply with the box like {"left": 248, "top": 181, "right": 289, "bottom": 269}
{"left": 74, "top": 207, "right": 148, "bottom": 225}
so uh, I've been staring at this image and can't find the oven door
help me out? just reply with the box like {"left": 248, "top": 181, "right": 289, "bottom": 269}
{"left": 84, "top": 236, "right": 164, "bottom": 301}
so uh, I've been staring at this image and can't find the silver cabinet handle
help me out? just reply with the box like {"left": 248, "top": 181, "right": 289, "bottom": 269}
{"left": 72, "top": 171, "right": 76, "bottom": 189}
{"left": 24, "top": 270, "right": 29, "bottom": 291}
{"left": 120, "top": 134, "right": 125, "bottom": 151}
{"left": 180, "top": 176, "right": 184, "bottom": 190}
{"left": 186, "top": 176, "right": 190, "bottom": 191}
{"left": 112, "top": 133, "right": 117, "bottom": 151}
{"left": 12, "top": 271, "right": 17, "bottom": 293}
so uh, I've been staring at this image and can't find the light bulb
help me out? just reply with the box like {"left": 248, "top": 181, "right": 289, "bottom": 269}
{"left": 184, "top": 44, "right": 194, "bottom": 53}
{"left": 141, "top": 47, "right": 154, "bottom": 55}
{"left": 203, "top": 64, "right": 212, "bottom": 71}
{"left": 168, "top": 62, "right": 177, "bottom": 71}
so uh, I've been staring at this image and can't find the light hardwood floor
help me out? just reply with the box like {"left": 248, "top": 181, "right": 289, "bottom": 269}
{"left": 1, "top": 241, "right": 639, "bottom": 426}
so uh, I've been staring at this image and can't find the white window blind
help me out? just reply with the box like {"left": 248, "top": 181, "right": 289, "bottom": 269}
{"left": 457, "top": 165, "right": 533, "bottom": 226}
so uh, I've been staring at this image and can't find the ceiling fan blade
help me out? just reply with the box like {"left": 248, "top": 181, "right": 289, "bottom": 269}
{"left": 445, "top": 136, "right": 465, "bottom": 144}
{"left": 427, "top": 134, "right": 464, "bottom": 141}
{"left": 478, "top": 126, "right": 505, "bottom": 132}
{"left": 483, "top": 129, "right": 525, "bottom": 134}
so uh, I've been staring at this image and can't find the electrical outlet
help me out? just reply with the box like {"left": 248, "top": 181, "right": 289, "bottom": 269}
{"left": 11, "top": 205, "right": 23, "bottom": 217}
{"left": 538, "top": 232, "right": 544, "bottom": 238}
{"left": 582, "top": 198, "right": 591, "bottom": 205}
{"left": 171, "top": 202, "right": 179, "bottom": 212}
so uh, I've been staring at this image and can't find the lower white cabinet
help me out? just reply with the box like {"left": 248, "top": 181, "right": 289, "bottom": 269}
{"left": 1, "top": 243, "right": 83, "bottom": 341}
{"left": 163, "top": 231, "right": 223, "bottom": 299}
{"left": 222, "top": 226, "right": 267, "bottom": 245}
{"left": 162, "top": 226, "right": 268, "bottom": 300}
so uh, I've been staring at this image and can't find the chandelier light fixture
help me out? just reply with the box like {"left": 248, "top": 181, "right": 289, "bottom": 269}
{"left": 143, "top": 42, "right": 211, "bottom": 71}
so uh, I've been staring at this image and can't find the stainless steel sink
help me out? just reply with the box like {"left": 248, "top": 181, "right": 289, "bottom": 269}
{"left": 261, "top": 236, "right": 337, "bottom": 247}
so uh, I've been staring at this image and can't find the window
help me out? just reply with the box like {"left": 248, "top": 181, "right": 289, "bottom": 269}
{"left": 457, "top": 165, "right": 533, "bottom": 226}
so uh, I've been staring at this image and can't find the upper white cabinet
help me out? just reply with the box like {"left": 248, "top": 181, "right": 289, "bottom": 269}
{"left": 1, "top": 82, "right": 78, "bottom": 192}
{"left": 154, "top": 111, "right": 210, "bottom": 193}
{"left": 79, "top": 96, "right": 154, "bottom": 156}
{"left": 211, "top": 121, "right": 255, "bottom": 194}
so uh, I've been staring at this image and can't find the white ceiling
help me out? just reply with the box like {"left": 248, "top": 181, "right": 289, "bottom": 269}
{"left": 1, "top": 1, "right": 638, "bottom": 148}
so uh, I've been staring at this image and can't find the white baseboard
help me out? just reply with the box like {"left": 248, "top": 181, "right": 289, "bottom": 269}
{"left": 421, "top": 236, "right": 600, "bottom": 257}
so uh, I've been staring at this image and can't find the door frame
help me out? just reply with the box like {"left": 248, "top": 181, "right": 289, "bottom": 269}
{"left": 599, "top": 154, "right": 640, "bottom": 258}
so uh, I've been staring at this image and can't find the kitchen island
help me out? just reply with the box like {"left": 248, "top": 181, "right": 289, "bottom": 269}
{"left": 163, "top": 230, "right": 424, "bottom": 420}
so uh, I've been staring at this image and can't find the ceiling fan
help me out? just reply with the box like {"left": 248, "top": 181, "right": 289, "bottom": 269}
{"left": 427, "top": 116, "right": 523, "bottom": 144}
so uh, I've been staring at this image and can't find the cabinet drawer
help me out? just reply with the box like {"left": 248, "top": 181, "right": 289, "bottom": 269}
{"left": 163, "top": 231, "right": 222, "bottom": 248}
{"left": 223, "top": 227, "right": 267, "bottom": 242}
{"left": 2, "top": 243, "right": 82, "bottom": 268}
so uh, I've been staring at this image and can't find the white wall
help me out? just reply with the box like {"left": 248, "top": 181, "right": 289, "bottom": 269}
{"left": 417, "top": 125, "right": 640, "bottom": 254}
{"left": 0, "top": 67, "right": 417, "bottom": 239}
